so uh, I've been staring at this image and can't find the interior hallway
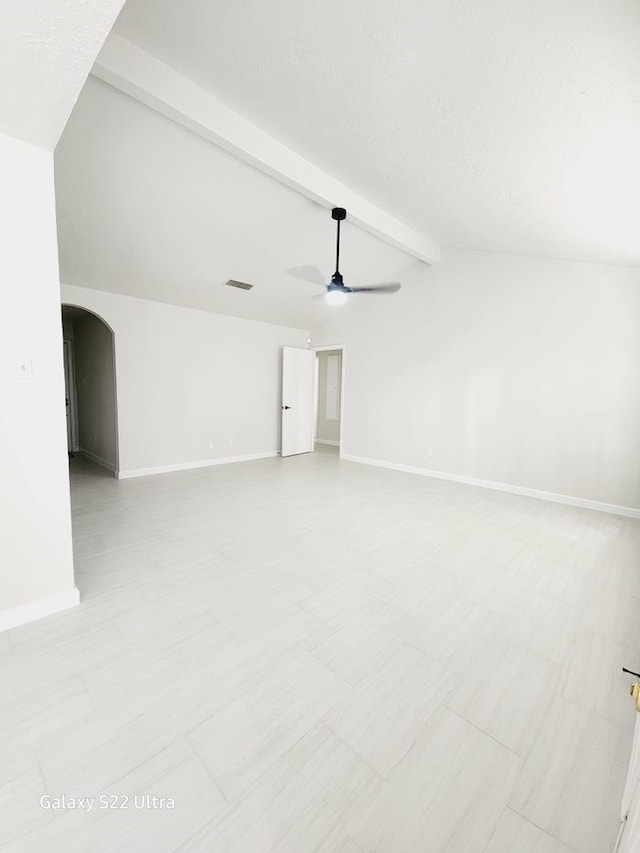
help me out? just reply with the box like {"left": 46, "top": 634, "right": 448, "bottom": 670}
{"left": 1, "top": 452, "right": 638, "bottom": 851}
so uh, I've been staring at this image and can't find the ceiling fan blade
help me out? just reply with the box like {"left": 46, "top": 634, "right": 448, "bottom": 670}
{"left": 349, "top": 283, "right": 401, "bottom": 294}
{"left": 285, "top": 265, "right": 327, "bottom": 286}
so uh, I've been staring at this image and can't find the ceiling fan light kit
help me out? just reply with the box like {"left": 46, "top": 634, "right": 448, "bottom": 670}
{"left": 325, "top": 288, "right": 348, "bottom": 305}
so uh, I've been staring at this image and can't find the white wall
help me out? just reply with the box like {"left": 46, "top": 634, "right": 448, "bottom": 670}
{"left": 312, "top": 248, "right": 640, "bottom": 510}
{"left": 61, "top": 284, "right": 309, "bottom": 475}
{"left": 73, "top": 313, "right": 118, "bottom": 471}
{"left": 316, "top": 350, "right": 342, "bottom": 444}
{"left": 0, "top": 133, "right": 75, "bottom": 617}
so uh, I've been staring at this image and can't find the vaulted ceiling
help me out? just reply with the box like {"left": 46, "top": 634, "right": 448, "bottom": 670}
{"left": 55, "top": 77, "right": 417, "bottom": 329}
{"left": 55, "top": 0, "right": 640, "bottom": 328}
{"left": 114, "top": 0, "right": 640, "bottom": 266}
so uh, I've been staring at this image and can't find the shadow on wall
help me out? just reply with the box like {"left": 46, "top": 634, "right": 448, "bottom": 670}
{"left": 61, "top": 304, "right": 119, "bottom": 475}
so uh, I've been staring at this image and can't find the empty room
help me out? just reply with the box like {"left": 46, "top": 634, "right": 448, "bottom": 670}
{"left": 2, "top": 1, "right": 640, "bottom": 851}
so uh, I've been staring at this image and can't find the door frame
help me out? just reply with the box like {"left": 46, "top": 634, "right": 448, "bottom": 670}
{"left": 313, "top": 344, "right": 346, "bottom": 454}
{"left": 63, "top": 338, "right": 79, "bottom": 453}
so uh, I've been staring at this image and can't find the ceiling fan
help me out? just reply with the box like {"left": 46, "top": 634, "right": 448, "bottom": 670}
{"left": 289, "top": 208, "right": 401, "bottom": 304}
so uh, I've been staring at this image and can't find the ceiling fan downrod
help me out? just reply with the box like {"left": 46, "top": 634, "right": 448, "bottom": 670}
{"left": 331, "top": 207, "right": 347, "bottom": 286}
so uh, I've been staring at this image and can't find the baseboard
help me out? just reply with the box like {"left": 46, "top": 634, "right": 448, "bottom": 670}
{"left": 79, "top": 448, "right": 117, "bottom": 475}
{"left": 316, "top": 439, "right": 340, "bottom": 446}
{"left": 341, "top": 454, "right": 640, "bottom": 519}
{"left": 118, "top": 451, "right": 278, "bottom": 479}
{"left": 0, "top": 587, "right": 80, "bottom": 632}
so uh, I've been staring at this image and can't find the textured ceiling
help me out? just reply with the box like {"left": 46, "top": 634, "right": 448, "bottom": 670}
{"left": 55, "top": 78, "right": 418, "bottom": 329}
{"left": 113, "top": 0, "right": 640, "bottom": 266}
{"left": 0, "top": 0, "right": 125, "bottom": 149}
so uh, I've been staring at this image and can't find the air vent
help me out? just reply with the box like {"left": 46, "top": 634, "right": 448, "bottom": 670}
{"left": 225, "top": 279, "right": 253, "bottom": 291}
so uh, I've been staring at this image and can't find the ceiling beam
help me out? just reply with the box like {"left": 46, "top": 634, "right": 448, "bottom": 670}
{"left": 91, "top": 35, "right": 440, "bottom": 265}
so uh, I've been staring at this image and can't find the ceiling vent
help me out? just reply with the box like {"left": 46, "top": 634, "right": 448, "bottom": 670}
{"left": 224, "top": 279, "right": 253, "bottom": 291}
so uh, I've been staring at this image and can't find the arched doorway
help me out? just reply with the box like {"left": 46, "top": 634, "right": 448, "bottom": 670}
{"left": 61, "top": 305, "right": 119, "bottom": 475}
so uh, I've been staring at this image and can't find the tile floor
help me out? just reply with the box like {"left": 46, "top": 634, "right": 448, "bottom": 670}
{"left": 1, "top": 448, "right": 639, "bottom": 852}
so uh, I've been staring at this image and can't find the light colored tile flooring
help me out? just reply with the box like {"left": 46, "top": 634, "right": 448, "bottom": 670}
{"left": 1, "top": 448, "right": 639, "bottom": 852}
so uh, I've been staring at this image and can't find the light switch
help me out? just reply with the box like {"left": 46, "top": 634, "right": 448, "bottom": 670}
{"left": 17, "top": 356, "right": 33, "bottom": 380}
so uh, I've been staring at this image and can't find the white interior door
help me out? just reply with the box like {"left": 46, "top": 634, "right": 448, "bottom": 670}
{"left": 281, "top": 346, "right": 315, "bottom": 457}
{"left": 618, "top": 704, "right": 640, "bottom": 852}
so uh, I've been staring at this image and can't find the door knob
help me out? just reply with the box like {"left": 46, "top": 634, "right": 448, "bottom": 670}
{"left": 282, "top": 405, "right": 291, "bottom": 410}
